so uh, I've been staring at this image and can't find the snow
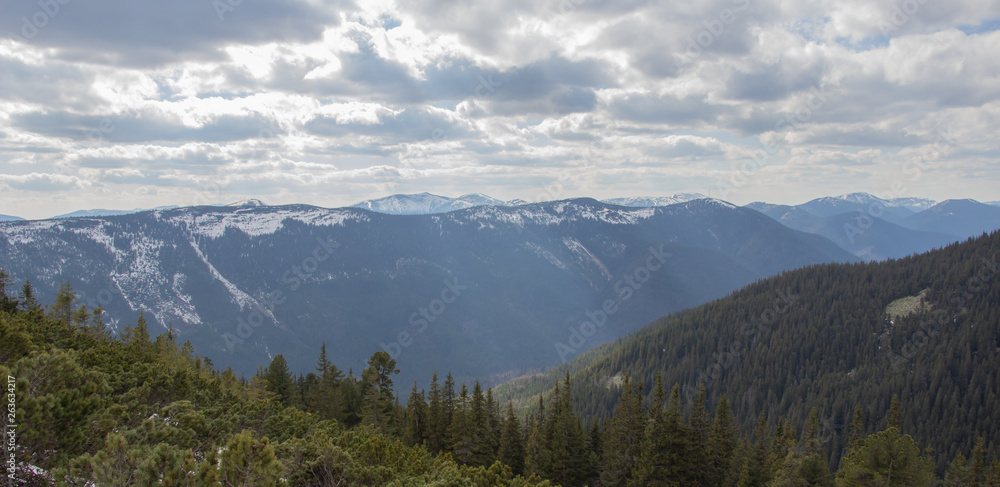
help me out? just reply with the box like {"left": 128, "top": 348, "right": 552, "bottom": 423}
{"left": 167, "top": 208, "right": 366, "bottom": 238}
{"left": 602, "top": 193, "right": 707, "bottom": 207}
{"left": 350, "top": 192, "right": 516, "bottom": 215}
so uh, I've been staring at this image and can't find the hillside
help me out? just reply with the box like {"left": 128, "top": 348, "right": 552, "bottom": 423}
{"left": 496, "top": 230, "right": 1000, "bottom": 471}
{"left": 0, "top": 198, "right": 855, "bottom": 386}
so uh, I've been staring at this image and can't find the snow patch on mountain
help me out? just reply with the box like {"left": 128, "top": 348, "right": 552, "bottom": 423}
{"left": 351, "top": 192, "right": 515, "bottom": 214}
{"left": 166, "top": 208, "right": 366, "bottom": 238}
{"left": 602, "top": 194, "right": 707, "bottom": 207}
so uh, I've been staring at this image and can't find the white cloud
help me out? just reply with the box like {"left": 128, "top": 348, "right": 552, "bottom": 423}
{"left": 0, "top": 0, "right": 998, "bottom": 219}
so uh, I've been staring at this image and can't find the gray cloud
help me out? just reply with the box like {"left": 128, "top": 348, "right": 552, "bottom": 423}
{"left": 11, "top": 110, "right": 280, "bottom": 144}
{"left": 1, "top": 0, "right": 349, "bottom": 67}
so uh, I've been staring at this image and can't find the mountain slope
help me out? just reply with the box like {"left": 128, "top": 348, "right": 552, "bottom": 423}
{"left": 797, "top": 192, "right": 915, "bottom": 224}
{"left": 0, "top": 214, "right": 23, "bottom": 222}
{"left": 746, "top": 203, "right": 957, "bottom": 260}
{"left": 601, "top": 194, "right": 706, "bottom": 207}
{"left": 0, "top": 199, "right": 855, "bottom": 386}
{"left": 350, "top": 192, "right": 512, "bottom": 214}
{"left": 496, "top": 230, "right": 1000, "bottom": 470}
{"left": 903, "top": 199, "right": 1000, "bottom": 238}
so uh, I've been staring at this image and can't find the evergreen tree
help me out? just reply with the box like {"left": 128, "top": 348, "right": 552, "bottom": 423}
{"left": 48, "top": 281, "right": 75, "bottom": 325}
{"left": 338, "top": 371, "right": 363, "bottom": 427}
{"left": 887, "top": 395, "right": 901, "bottom": 430}
{"left": 450, "top": 383, "right": 475, "bottom": 464}
{"left": 427, "top": 371, "right": 445, "bottom": 453}
{"left": 601, "top": 375, "right": 644, "bottom": 486}
{"left": 264, "top": 354, "right": 295, "bottom": 403}
{"left": 361, "top": 351, "right": 400, "bottom": 432}
{"left": 19, "top": 279, "right": 41, "bottom": 313}
{"left": 499, "top": 402, "right": 526, "bottom": 476}
{"left": 525, "top": 396, "right": 551, "bottom": 478}
{"left": 835, "top": 427, "right": 933, "bottom": 487}
{"left": 846, "top": 405, "right": 866, "bottom": 453}
{"left": 404, "top": 381, "right": 428, "bottom": 446}
{"left": 0, "top": 268, "right": 18, "bottom": 313}
{"left": 708, "top": 395, "right": 738, "bottom": 486}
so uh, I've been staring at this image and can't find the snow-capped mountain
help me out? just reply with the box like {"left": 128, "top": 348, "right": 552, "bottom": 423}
{"left": 886, "top": 197, "right": 937, "bottom": 212}
{"left": 350, "top": 192, "right": 514, "bottom": 214}
{"left": 0, "top": 214, "right": 23, "bottom": 222}
{"left": 0, "top": 198, "right": 854, "bottom": 385}
{"left": 601, "top": 194, "right": 707, "bottom": 207}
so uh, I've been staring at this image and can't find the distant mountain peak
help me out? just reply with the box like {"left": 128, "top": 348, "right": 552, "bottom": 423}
{"left": 601, "top": 193, "right": 707, "bottom": 207}
{"left": 0, "top": 214, "right": 24, "bottom": 222}
{"left": 227, "top": 199, "right": 267, "bottom": 207}
{"left": 350, "top": 193, "right": 514, "bottom": 215}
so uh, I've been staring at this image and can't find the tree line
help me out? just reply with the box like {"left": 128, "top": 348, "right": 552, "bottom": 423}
{"left": 3, "top": 243, "right": 1000, "bottom": 486}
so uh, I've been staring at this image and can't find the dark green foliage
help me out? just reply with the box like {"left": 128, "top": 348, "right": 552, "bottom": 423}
{"left": 264, "top": 354, "right": 295, "bottom": 404}
{"left": 835, "top": 427, "right": 934, "bottom": 486}
{"left": 3, "top": 229, "right": 998, "bottom": 486}
{"left": 496, "top": 230, "right": 1000, "bottom": 473}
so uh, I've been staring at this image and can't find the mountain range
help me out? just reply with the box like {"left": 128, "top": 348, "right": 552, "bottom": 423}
{"left": 0, "top": 198, "right": 854, "bottom": 386}
{"left": 746, "top": 194, "right": 1000, "bottom": 260}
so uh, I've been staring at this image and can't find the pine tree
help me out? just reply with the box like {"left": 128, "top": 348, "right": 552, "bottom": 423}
{"left": 0, "top": 268, "right": 18, "bottom": 313}
{"left": 450, "top": 383, "right": 475, "bottom": 464}
{"left": 361, "top": 351, "right": 400, "bottom": 432}
{"left": 404, "top": 381, "right": 428, "bottom": 446}
{"left": 887, "top": 394, "right": 901, "bottom": 430}
{"left": 19, "top": 279, "right": 41, "bottom": 313}
{"left": 687, "top": 384, "right": 711, "bottom": 484}
{"left": 427, "top": 372, "right": 445, "bottom": 453}
{"left": 846, "top": 405, "right": 865, "bottom": 453}
{"left": 708, "top": 395, "right": 738, "bottom": 486}
{"left": 219, "top": 430, "right": 283, "bottom": 486}
{"left": 48, "top": 281, "right": 75, "bottom": 325}
{"left": 499, "top": 402, "right": 526, "bottom": 476}
{"left": 338, "top": 371, "right": 363, "bottom": 427}
{"left": 601, "top": 375, "right": 644, "bottom": 486}
{"left": 835, "top": 427, "right": 933, "bottom": 486}
{"left": 525, "top": 396, "right": 551, "bottom": 478}
{"left": 264, "top": 354, "right": 295, "bottom": 404}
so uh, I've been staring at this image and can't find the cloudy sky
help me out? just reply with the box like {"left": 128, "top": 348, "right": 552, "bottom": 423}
{"left": 1, "top": 0, "right": 999, "bottom": 219}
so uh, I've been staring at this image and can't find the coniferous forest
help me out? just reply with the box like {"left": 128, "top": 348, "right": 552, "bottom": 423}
{"left": 2, "top": 232, "right": 1000, "bottom": 486}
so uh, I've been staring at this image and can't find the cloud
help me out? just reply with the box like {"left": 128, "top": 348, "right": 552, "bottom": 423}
{"left": 0, "top": 0, "right": 350, "bottom": 67}
{"left": 0, "top": 172, "right": 84, "bottom": 191}
{"left": 1, "top": 0, "right": 999, "bottom": 218}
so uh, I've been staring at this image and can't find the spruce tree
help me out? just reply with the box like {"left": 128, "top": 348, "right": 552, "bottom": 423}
{"left": 427, "top": 372, "right": 445, "bottom": 453}
{"left": 708, "top": 395, "right": 738, "bottom": 486}
{"left": 404, "top": 381, "right": 428, "bottom": 446}
{"left": 264, "top": 354, "right": 295, "bottom": 404}
{"left": 601, "top": 375, "right": 644, "bottom": 486}
{"left": 499, "top": 402, "right": 526, "bottom": 476}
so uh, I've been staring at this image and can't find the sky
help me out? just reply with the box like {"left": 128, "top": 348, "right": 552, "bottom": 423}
{"left": 1, "top": 0, "right": 999, "bottom": 219}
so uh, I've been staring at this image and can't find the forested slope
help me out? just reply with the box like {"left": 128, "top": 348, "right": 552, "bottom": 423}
{"left": 497, "top": 230, "right": 1000, "bottom": 472}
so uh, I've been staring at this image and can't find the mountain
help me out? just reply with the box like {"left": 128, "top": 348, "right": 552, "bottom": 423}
{"left": 0, "top": 198, "right": 855, "bottom": 386}
{"left": 350, "top": 192, "right": 513, "bottom": 214}
{"left": 903, "top": 199, "right": 1000, "bottom": 238}
{"left": 887, "top": 196, "right": 937, "bottom": 212}
{"left": 50, "top": 209, "right": 148, "bottom": 219}
{"left": 796, "top": 192, "right": 915, "bottom": 224}
{"left": 496, "top": 230, "right": 1000, "bottom": 471}
{"left": 988, "top": 201, "right": 1000, "bottom": 207}
{"left": 600, "top": 193, "right": 707, "bottom": 207}
{"left": 746, "top": 193, "right": 1000, "bottom": 260}
{"left": 0, "top": 214, "right": 23, "bottom": 222}
{"left": 50, "top": 202, "right": 251, "bottom": 220}
{"left": 745, "top": 202, "right": 956, "bottom": 261}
